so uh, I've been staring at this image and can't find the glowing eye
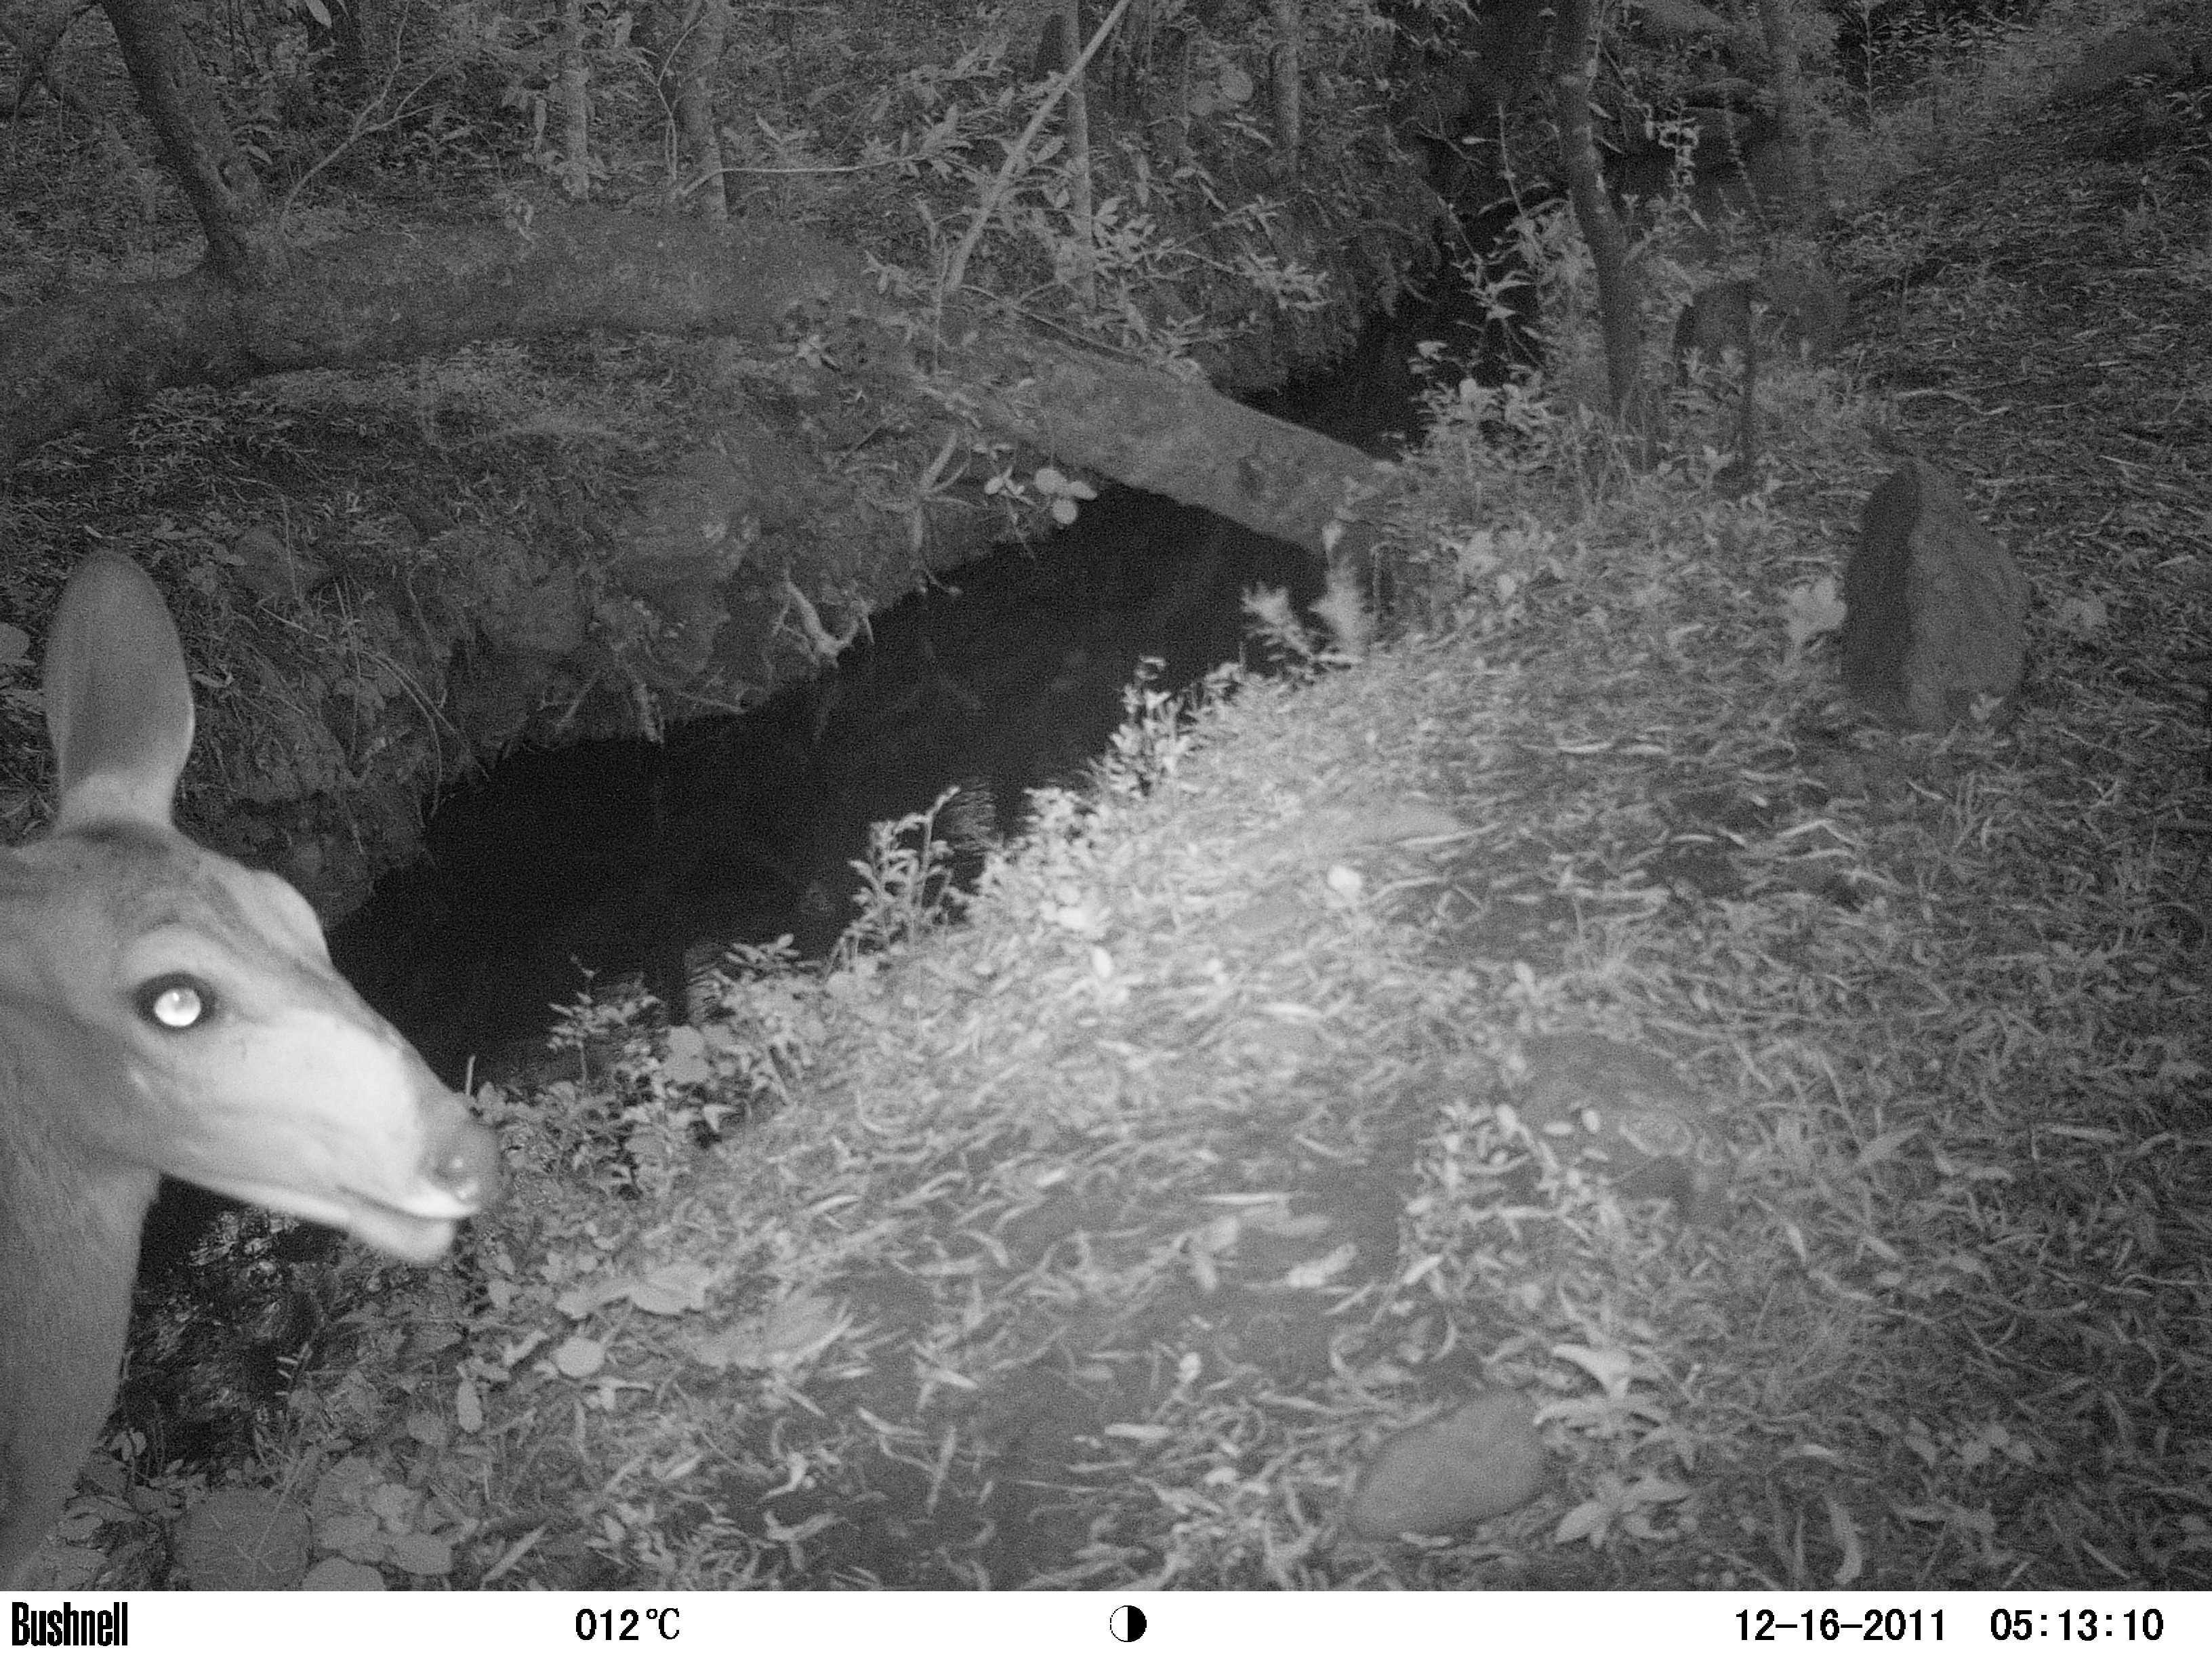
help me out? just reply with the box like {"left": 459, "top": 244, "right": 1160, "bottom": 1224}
{"left": 137, "top": 976, "right": 212, "bottom": 1030}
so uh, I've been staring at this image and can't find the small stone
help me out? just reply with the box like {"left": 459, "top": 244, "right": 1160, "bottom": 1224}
{"left": 1346, "top": 1391, "right": 1550, "bottom": 1538}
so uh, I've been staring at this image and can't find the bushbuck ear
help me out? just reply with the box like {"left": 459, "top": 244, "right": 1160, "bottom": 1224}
{"left": 43, "top": 554, "right": 194, "bottom": 836}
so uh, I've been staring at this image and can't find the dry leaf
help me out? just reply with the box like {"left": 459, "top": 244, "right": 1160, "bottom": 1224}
{"left": 1284, "top": 1242, "right": 1357, "bottom": 1288}
{"left": 626, "top": 1260, "right": 716, "bottom": 1315}
{"left": 553, "top": 1334, "right": 607, "bottom": 1377}
{"left": 1553, "top": 1343, "right": 1635, "bottom": 1397}
{"left": 455, "top": 1376, "right": 484, "bottom": 1435}
{"left": 302, "top": 1559, "right": 386, "bottom": 1590}
{"left": 316, "top": 1513, "right": 381, "bottom": 1563}
{"left": 386, "top": 1532, "right": 455, "bottom": 1577}
{"left": 1784, "top": 576, "right": 1846, "bottom": 657}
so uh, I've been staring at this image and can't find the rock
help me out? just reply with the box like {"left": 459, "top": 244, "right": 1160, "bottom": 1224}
{"left": 1843, "top": 459, "right": 2026, "bottom": 731}
{"left": 1346, "top": 1392, "right": 1549, "bottom": 1538}
{"left": 2051, "top": 28, "right": 2185, "bottom": 104}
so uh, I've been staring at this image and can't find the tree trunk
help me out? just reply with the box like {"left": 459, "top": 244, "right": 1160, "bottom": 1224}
{"left": 1755, "top": 0, "right": 1824, "bottom": 226}
{"left": 1057, "top": 0, "right": 1096, "bottom": 308}
{"left": 99, "top": 0, "right": 272, "bottom": 280}
{"left": 333, "top": 0, "right": 401, "bottom": 100}
{"left": 972, "top": 348, "right": 1387, "bottom": 558}
{"left": 1268, "top": 0, "right": 1300, "bottom": 181}
{"left": 555, "top": 0, "right": 592, "bottom": 201}
{"left": 674, "top": 0, "right": 731, "bottom": 220}
{"left": 0, "top": 208, "right": 1385, "bottom": 561}
{"left": 1551, "top": 0, "right": 1655, "bottom": 462}
{"left": 1163, "top": 27, "right": 1193, "bottom": 165}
